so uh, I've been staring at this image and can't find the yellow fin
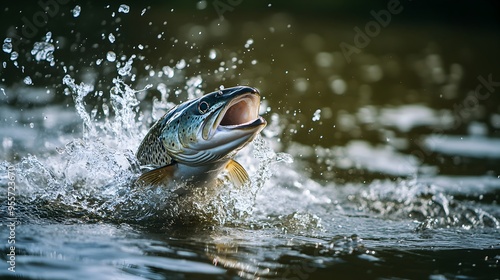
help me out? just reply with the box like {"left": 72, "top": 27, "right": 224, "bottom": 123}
{"left": 225, "top": 159, "right": 249, "bottom": 188}
{"left": 136, "top": 164, "right": 176, "bottom": 187}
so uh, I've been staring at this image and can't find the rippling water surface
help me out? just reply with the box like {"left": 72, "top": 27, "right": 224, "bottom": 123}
{"left": 1, "top": 2, "right": 500, "bottom": 279}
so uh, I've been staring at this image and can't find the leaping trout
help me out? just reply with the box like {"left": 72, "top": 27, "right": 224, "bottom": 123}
{"left": 136, "top": 86, "right": 266, "bottom": 188}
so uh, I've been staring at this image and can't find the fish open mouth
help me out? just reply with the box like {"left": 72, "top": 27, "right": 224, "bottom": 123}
{"left": 198, "top": 87, "right": 267, "bottom": 153}
{"left": 200, "top": 88, "right": 267, "bottom": 143}
{"left": 217, "top": 91, "right": 265, "bottom": 129}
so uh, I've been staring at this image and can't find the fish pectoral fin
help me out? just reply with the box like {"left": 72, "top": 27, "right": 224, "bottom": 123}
{"left": 225, "top": 159, "right": 250, "bottom": 188}
{"left": 136, "top": 163, "right": 176, "bottom": 186}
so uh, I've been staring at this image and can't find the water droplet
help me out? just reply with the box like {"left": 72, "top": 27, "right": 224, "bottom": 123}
{"left": 23, "top": 76, "right": 33, "bottom": 85}
{"left": 31, "top": 34, "right": 55, "bottom": 63}
{"left": 91, "top": 108, "right": 98, "bottom": 119}
{"left": 96, "top": 58, "right": 103, "bottom": 65}
{"left": 294, "top": 77, "right": 308, "bottom": 92}
{"left": 361, "top": 64, "right": 383, "bottom": 82}
{"left": 118, "top": 4, "right": 130, "bottom": 13}
{"left": 29, "top": 122, "right": 34, "bottom": 128}
{"left": 106, "top": 51, "right": 116, "bottom": 62}
{"left": 162, "top": 66, "right": 174, "bottom": 78}
{"left": 138, "top": 44, "right": 144, "bottom": 50}
{"left": 209, "top": 49, "right": 217, "bottom": 59}
{"left": 118, "top": 55, "right": 135, "bottom": 76}
{"left": 315, "top": 52, "right": 333, "bottom": 68}
{"left": 44, "top": 32, "right": 52, "bottom": 42}
{"left": 330, "top": 78, "right": 347, "bottom": 95}
{"left": 175, "top": 59, "right": 186, "bottom": 70}
{"left": 251, "top": 59, "right": 257, "bottom": 65}
{"left": 108, "top": 33, "right": 115, "bottom": 43}
{"left": 196, "top": 1, "right": 207, "bottom": 10}
{"left": 10, "top": 51, "right": 18, "bottom": 61}
{"left": 312, "top": 109, "right": 321, "bottom": 122}
{"left": 244, "top": 38, "right": 254, "bottom": 48}
{"left": 102, "top": 103, "right": 109, "bottom": 117}
{"left": 2, "top": 38, "right": 12, "bottom": 54}
{"left": 2, "top": 137, "right": 13, "bottom": 150}
{"left": 141, "top": 8, "right": 147, "bottom": 16}
{"left": 72, "top": 5, "right": 81, "bottom": 17}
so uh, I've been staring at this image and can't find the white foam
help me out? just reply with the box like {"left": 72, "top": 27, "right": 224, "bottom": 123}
{"left": 378, "top": 104, "right": 453, "bottom": 132}
{"left": 424, "top": 135, "right": 500, "bottom": 158}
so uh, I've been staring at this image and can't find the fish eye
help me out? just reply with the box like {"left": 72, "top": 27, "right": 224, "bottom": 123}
{"left": 198, "top": 101, "right": 209, "bottom": 114}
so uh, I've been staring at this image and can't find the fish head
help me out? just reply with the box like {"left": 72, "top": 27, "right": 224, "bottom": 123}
{"left": 162, "top": 86, "right": 266, "bottom": 166}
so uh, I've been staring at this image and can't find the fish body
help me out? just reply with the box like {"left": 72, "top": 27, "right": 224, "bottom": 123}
{"left": 136, "top": 86, "right": 266, "bottom": 188}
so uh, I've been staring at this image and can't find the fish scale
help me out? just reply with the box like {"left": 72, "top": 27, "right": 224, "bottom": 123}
{"left": 137, "top": 119, "right": 173, "bottom": 167}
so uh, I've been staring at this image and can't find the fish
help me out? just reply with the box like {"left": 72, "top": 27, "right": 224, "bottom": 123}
{"left": 135, "top": 86, "right": 266, "bottom": 189}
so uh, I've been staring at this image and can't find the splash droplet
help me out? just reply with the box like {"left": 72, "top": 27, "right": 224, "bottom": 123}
{"left": 196, "top": 1, "right": 207, "bottom": 10}
{"left": 209, "top": 49, "right": 217, "bottom": 59}
{"left": 72, "top": 5, "right": 81, "bottom": 17}
{"left": 24, "top": 76, "right": 33, "bottom": 85}
{"left": 162, "top": 66, "right": 174, "bottom": 78}
{"left": 118, "top": 4, "right": 130, "bottom": 13}
{"left": 2, "top": 137, "right": 13, "bottom": 150}
{"left": 2, "top": 38, "right": 12, "bottom": 54}
{"left": 175, "top": 59, "right": 186, "bottom": 70}
{"left": 330, "top": 78, "right": 347, "bottom": 95}
{"left": 312, "top": 109, "right": 321, "bottom": 122}
{"left": 10, "top": 51, "right": 18, "bottom": 61}
{"left": 118, "top": 55, "right": 135, "bottom": 76}
{"left": 244, "top": 38, "right": 254, "bottom": 48}
{"left": 31, "top": 32, "right": 55, "bottom": 63}
{"left": 108, "top": 33, "right": 115, "bottom": 43}
{"left": 106, "top": 51, "right": 116, "bottom": 62}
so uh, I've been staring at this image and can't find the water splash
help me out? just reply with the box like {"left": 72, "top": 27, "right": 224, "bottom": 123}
{"left": 1, "top": 54, "right": 285, "bottom": 228}
{"left": 117, "top": 55, "right": 135, "bottom": 76}
{"left": 31, "top": 32, "right": 55, "bottom": 65}
{"left": 62, "top": 74, "right": 97, "bottom": 138}
{"left": 356, "top": 179, "right": 500, "bottom": 230}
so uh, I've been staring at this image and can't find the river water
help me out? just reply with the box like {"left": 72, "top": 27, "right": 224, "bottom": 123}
{"left": 1, "top": 2, "right": 499, "bottom": 279}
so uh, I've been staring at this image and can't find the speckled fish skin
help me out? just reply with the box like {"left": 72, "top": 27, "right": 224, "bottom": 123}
{"left": 136, "top": 86, "right": 266, "bottom": 186}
